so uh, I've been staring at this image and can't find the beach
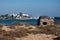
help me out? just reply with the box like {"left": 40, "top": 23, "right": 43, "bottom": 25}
{"left": 16, "top": 34, "right": 57, "bottom": 40}
{"left": 0, "top": 22, "right": 60, "bottom": 40}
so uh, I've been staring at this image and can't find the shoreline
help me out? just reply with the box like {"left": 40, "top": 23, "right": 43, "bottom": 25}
{"left": 0, "top": 19, "right": 37, "bottom": 25}
{"left": 0, "top": 22, "right": 60, "bottom": 40}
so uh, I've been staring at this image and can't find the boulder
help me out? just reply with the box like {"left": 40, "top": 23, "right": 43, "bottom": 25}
{"left": 37, "top": 16, "right": 54, "bottom": 27}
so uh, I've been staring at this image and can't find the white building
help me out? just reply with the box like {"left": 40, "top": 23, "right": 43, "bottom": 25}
{"left": 23, "top": 14, "right": 29, "bottom": 16}
{"left": 8, "top": 13, "right": 18, "bottom": 17}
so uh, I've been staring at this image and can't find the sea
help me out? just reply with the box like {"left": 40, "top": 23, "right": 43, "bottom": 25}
{"left": 0, "top": 19, "right": 60, "bottom": 25}
{"left": 0, "top": 19, "right": 38, "bottom": 25}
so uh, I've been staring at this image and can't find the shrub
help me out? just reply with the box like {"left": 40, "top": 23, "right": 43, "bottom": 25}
{"left": 0, "top": 36, "right": 15, "bottom": 40}
{"left": 0, "top": 29, "right": 7, "bottom": 35}
{"left": 11, "top": 22, "right": 24, "bottom": 26}
{"left": 11, "top": 22, "right": 31, "bottom": 27}
{"left": 36, "top": 25, "right": 60, "bottom": 35}
{"left": 3, "top": 28, "right": 28, "bottom": 38}
{"left": 9, "top": 26, "right": 15, "bottom": 29}
{"left": 0, "top": 24, "right": 3, "bottom": 28}
{"left": 0, "top": 29, "right": 15, "bottom": 40}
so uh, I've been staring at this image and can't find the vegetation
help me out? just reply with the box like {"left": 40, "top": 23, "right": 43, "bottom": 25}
{"left": 0, "top": 24, "right": 3, "bottom": 28}
{"left": 0, "top": 28, "right": 29, "bottom": 38}
{"left": 0, "top": 22, "right": 60, "bottom": 40}
{"left": 0, "top": 37, "right": 15, "bottom": 40}
{"left": 0, "top": 29, "right": 15, "bottom": 40}
{"left": 35, "top": 25, "right": 60, "bottom": 36}
{"left": 11, "top": 22, "right": 30, "bottom": 26}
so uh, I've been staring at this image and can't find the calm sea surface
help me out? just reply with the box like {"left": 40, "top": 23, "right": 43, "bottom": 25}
{"left": 0, "top": 19, "right": 60, "bottom": 25}
{"left": 0, "top": 19, "right": 38, "bottom": 25}
{"left": 54, "top": 19, "right": 60, "bottom": 23}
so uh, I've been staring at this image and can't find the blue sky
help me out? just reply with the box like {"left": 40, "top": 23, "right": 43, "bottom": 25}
{"left": 0, "top": 0, "right": 60, "bottom": 16}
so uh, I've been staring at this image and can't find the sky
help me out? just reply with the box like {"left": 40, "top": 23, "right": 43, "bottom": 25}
{"left": 0, "top": 0, "right": 60, "bottom": 17}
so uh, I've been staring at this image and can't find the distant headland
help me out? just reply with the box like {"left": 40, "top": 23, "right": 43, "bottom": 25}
{"left": 0, "top": 12, "right": 39, "bottom": 20}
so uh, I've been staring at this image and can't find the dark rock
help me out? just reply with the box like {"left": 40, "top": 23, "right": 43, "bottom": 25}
{"left": 37, "top": 16, "right": 54, "bottom": 27}
{"left": 54, "top": 36, "right": 60, "bottom": 40}
{"left": 37, "top": 16, "right": 41, "bottom": 26}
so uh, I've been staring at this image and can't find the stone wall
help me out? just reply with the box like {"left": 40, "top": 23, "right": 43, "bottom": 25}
{"left": 37, "top": 16, "right": 54, "bottom": 27}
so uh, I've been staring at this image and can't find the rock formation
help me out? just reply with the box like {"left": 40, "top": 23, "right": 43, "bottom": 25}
{"left": 37, "top": 16, "right": 54, "bottom": 27}
{"left": 54, "top": 36, "right": 60, "bottom": 40}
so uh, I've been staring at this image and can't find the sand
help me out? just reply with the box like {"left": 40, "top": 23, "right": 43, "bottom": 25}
{"left": 16, "top": 34, "right": 57, "bottom": 40}
{"left": 0, "top": 23, "right": 59, "bottom": 40}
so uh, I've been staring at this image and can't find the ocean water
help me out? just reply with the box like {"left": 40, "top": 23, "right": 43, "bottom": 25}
{"left": 0, "top": 19, "right": 60, "bottom": 25}
{"left": 0, "top": 19, "right": 38, "bottom": 25}
{"left": 54, "top": 19, "right": 60, "bottom": 23}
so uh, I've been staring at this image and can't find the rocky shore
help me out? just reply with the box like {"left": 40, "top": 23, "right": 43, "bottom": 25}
{"left": 0, "top": 22, "right": 60, "bottom": 40}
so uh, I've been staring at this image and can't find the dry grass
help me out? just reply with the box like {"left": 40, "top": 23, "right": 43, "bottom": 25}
{"left": 0, "top": 36, "right": 15, "bottom": 40}
{"left": 36, "top": 25, "right": 60, "bottom": 36}
{"left": 11, "top": 22, "right": 31, "bottom": 26}
{"left": 0, "top": 29, "right": 15, "bottom": 40}
{"left": 0, "top": 27, "right": 29, "bottom": 40}
{"left": 0, "top": 24, "right": 3, "bottom": 28}
{"left": 11, "top": 22, "right": 24, "bottom": 26}
{"left": 3, "top": 28, "right": 29, "bottom": 38}
{"left": 0, "top": 22, "right": 60, "bottom": 40}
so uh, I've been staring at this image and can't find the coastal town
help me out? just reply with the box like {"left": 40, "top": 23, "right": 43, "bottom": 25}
{"left": 0, "top": 12, "right": 39, "bottom": 19}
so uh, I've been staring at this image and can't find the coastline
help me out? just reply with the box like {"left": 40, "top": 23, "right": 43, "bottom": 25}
{"left": 0, "top": 22, "right": 60, "bottom": 40}
{"left": 0, "top": 19, "right": 38, "bottom": 25}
